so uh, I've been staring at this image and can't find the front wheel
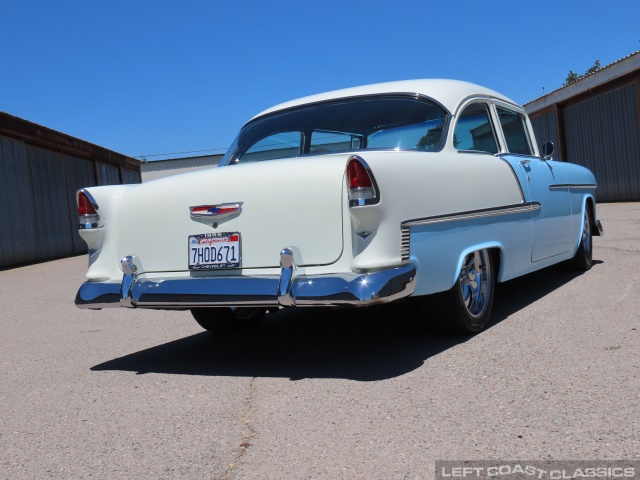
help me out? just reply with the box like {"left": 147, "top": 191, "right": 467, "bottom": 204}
{"left": 568, "top": 207, "right": 593, "bottom": 271}
{"left": 190, "top": 307, "right": 266, "bottom": 334}
{"left": 416, "top": 248, "right": 496, "bottom": 334}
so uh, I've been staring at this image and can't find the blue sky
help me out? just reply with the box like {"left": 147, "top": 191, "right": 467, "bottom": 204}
{"left": 1, "top": 0, "right": 638, "bottom": 161}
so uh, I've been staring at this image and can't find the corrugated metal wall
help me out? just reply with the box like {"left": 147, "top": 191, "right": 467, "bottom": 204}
{"left": 97, "top": 161, "right": 120, "bottom": 185}
{"left": 0, "top": 134, "right": 141, "bottom": 268}
{"left": 0, "top": 136, "right": 35, "bottom": 266}
{"left": 140, "top": 155, "right": 221, "bottom": 181}
{"left": 63, "top": 154, "right": 97, "bottom": 254}
{"left": 530, "top": 108, "right": 561, "bottom": 160}
{"left": 563, "top": 82, "right": 640, "bottom": 202}
{"left": 121, "top": 167, "right": 140, "bottom": 184}
{"left": 27, "top": 145, "right": 75, "bottom": 259}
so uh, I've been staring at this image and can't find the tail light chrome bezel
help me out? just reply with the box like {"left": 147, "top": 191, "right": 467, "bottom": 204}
{"left": 77, "top": 189, "right": 104, "bottom": 229}
{"left": 346, "top": 155, "right": 380, "bottom": 207}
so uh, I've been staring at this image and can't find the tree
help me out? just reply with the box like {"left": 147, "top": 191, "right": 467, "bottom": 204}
{"left": 563, "top": 60, "right": 601, "bottom": 86}
{"left": 585, "top": 59, "right": 601, "bottom": 75}
{"left": 564, "top": 70, "right": 580, "bottom": 86}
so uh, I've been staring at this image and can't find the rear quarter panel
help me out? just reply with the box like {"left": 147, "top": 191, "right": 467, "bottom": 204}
{"left": 349, "top": 150, "right": 531, "bottom": 295}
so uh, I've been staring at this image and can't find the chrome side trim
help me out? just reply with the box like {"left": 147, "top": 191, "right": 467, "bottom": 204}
{"left": 402, "top": 202, "right": 540, "bottom": 227}
{"left": 549, "top": 184, "right": 597, "bottom": 190}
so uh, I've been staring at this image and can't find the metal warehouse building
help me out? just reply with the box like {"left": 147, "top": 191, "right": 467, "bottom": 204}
{"left": 524, "top": 51, "right": 640, "bottom": 202}
{"left": 0, "top": 112, "right": 141, "bottom": 269}
{"left": 140, "top": 154, "right": 222, "bottom": 182}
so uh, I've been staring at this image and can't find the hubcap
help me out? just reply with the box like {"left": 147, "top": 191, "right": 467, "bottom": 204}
{"left": 460, "top": 250, "right": 491, "bottom": 318}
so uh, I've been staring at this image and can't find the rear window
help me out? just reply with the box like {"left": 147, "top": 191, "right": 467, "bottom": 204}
{"left": 227, "top": 95, "right": 448, "bottom": 165}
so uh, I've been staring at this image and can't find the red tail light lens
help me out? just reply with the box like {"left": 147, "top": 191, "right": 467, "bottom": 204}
{"left": 77, "top": 190, "right": 102, "bottom": 229}
{"left": 347, "top": 158, "right": 373, "bottom": 190}
{"left": 347, "top": 156, "right": 378, "bottom": 205}
{"left": 78, "top": 192, "right": 97, "bottom": 216}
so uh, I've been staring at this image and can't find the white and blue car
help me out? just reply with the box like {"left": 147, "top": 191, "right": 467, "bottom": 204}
{"left": 75, "top": 79, "right": 602, "bottom": 334}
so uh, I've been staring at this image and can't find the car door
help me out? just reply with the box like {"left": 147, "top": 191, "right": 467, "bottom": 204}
{"left": 494, "top": 105, "right": 572, "bottom": 262}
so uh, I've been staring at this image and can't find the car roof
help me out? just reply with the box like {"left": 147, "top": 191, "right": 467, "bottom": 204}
{"left": 249, "top": 79, "right": 518, "bottom": 122}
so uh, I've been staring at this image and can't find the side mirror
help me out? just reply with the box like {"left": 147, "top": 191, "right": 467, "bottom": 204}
{"left": 542, "top": 141, "right": 554, "bottom": 161}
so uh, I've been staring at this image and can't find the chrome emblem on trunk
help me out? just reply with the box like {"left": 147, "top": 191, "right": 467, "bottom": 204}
{"left": 189, "top": 202, "right": 243, "bottom": 224}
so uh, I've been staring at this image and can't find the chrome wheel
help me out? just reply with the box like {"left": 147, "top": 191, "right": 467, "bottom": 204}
{"left": 569, "top": 207, "right": 593, "bottom": 271}
{"left": 413, "top": 247, "right": 496, "bottom": 334}
{"left": 459, "top": 249, "right": 492, "bottom": 319}
{"left": 581, "top": 210, "right": 592, "bottom": 259}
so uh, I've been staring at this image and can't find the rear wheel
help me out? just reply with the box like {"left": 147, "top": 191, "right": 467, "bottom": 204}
{"left": 569, "top": 207, "right": 593, "bottom": 271}
{"left": 416, "top": 248, "right": 495, "bottom": 334}
{"left": 190, "top": 307, "right": 266, "bottom": 334}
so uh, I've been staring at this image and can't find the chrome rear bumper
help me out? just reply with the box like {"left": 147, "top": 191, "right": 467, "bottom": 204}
{"left": 75, "top": 248, "right": 416, "bottom": 310}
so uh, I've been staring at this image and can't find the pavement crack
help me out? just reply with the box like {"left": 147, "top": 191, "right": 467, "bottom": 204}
{"left": 218, "top": 376, "right": 257, "bottom": 480}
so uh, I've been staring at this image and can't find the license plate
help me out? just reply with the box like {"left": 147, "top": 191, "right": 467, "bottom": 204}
{"left": 188, "top": 232, "right": 241, "bottom": 270}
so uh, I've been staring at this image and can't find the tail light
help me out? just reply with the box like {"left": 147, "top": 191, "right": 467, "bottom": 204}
{"left": 347, "top": 155, "right": 379, "bottom": 206}
{"left": 77, "top": 190, "right": 103, "bottom": 229}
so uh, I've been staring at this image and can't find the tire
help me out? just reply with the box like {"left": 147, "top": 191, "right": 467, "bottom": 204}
{"left": 190, "top": 307, "right": 266, "bottom": 334}
{"left": 416, "top": 248, "right": 496, "bottom": 334}
{"left": 569, "top": 207, "right": 593, "bottom": 271}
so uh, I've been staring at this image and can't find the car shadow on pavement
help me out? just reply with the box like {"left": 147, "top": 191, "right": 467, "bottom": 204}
{"left": 91, "top": 261, "right": 601, "bottom": 381}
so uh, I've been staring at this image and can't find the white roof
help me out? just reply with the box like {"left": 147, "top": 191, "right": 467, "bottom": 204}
{"left": 250, "top": 79, "right": 517, "bottom": 121}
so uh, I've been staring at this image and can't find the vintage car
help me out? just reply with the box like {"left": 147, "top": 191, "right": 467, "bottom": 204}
{"left": 75, "top": 79, "right": 602, "bottom": 334}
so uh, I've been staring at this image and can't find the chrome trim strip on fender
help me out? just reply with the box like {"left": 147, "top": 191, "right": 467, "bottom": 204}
{"left": 402, "top": 202, "right": 541, "bottom": 227}
{"left": 548, "top": 184, "right": 597, "bottom": 190}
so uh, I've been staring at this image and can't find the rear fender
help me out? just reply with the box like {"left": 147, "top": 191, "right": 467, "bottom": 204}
{"left": 451, "top": 242, "right": 504, "bottom": 289}
{"left": 78, "top": 185, "right": 134, "bottom": 281}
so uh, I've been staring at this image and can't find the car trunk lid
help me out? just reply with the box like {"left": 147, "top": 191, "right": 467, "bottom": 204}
{"left": 115, "top": 156, "right": 347, "bottom": 273}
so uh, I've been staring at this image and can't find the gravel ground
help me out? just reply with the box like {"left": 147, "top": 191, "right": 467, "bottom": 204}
{"left": 1, "top": 202, "right": 638, "bottom": 480}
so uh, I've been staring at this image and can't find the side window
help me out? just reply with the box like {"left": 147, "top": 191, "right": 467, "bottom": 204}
{"left": 239, "top": 131, "right": 302, "bottom": 163}
{"left": 454, "top": 103, "right": 499, "bottom": 153}
{"left": 310, "top": 130, "right": 362, "bottom": 153}
{"left": 496, "top": 107, "right": 532, "bottom": 155}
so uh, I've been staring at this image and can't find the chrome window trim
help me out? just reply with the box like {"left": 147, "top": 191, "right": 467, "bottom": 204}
{"left": 494, "top": 104, "right": 535, "bottom": 156}
{"left": 224, "top": 93, "right": 452, "bottom": 165}
{"left": 402, "top": 202, "right": 540, "bottom": 227}
{"left": 453, "top": 100, "right": 501, "bottom": 154}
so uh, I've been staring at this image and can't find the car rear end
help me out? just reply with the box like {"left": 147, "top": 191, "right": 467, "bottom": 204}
{"left": 75, "top": 153, "right": 417, "bottom": 310}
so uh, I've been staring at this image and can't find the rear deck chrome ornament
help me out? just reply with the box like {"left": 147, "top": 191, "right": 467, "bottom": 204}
{"left": 189, "top": 202, "right": 243, "bottom": 223}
